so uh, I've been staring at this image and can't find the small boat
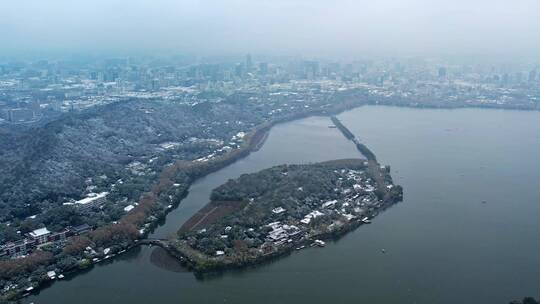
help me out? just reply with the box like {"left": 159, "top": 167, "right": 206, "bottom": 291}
{"left": 362, "top": 217, "right": 371, "bottom": 224}
{"left": 58, "top": 274, "right": 65, "bottom": 279}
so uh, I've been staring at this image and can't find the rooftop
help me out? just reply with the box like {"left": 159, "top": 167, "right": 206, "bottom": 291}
{"left": 29, "top": 227, "right": 51, "bottom": 237}
{"left": 64, "top": 191, "right": 109, "bottom": 206}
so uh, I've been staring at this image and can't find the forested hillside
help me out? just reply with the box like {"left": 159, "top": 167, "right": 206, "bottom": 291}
{"left": 0, "top": 99, "right": 264, "bottom": 240}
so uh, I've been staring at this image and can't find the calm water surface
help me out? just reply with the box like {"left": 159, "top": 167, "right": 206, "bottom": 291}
{"left": 25, "top": 106, "right": 540, "bottom": 304}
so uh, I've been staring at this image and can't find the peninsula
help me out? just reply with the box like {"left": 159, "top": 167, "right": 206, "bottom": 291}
{"left": 171, "top": 157, "right": 402, "bottom": 273}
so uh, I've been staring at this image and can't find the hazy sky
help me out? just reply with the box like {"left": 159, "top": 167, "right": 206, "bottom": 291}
{"left": 1, "top": 0, "right": 539, "bottom": 58}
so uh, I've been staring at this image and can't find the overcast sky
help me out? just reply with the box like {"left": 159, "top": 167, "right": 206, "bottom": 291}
{"left": 1, "top": 0, "right": 539, "bottom": 58}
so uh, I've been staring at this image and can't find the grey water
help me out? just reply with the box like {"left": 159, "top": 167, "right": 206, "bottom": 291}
{"left": 24, "top": 106, "right": 540, "bottom": 304}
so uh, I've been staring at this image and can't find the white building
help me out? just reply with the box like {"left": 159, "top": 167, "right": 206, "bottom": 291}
{"left": 63, "top": 192, "right": 109, "bottom": 208}
{"left": 29, "top": 227, "right": 51, "bottom": 244}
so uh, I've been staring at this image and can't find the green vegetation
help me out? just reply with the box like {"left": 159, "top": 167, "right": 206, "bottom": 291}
{"left": 0, "top": 99, "right": 266, "bottom": 242}
{"left": 0, "top": 89, "right": 368, "bottom": 245}
{"left": 175, "top": 159, "right": 402, "bottom": 272}
{"left": 0, "top": 88, "right": 372, "bottom": 301}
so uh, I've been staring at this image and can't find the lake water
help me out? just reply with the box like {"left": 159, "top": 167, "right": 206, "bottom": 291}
{"left": 24, "top": 106, "right": 540, "bottom": 304}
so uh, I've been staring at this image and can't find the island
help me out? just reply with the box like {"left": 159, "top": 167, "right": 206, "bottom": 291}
{"left": 170, "top": 158, "right": 403, "bottom": 273}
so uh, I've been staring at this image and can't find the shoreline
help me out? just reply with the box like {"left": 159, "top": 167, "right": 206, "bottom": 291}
{"left": 164, "top": 159, "right": 402, "bottom": 274}
{"left": 11, "top": 100, "right": 522, "bottom": 301}
{"left": 8, "top": 97, "right": 369, "bottom": 302}
{"left": 164, "top": 116, "right": 403, "bottom": 274}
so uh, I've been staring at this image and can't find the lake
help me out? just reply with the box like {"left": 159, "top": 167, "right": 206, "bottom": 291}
{"left": 24, "top": 106, "right": 540, "bottom": 304}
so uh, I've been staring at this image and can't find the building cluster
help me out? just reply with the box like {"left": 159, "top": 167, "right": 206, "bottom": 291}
{"left": 187, "top": 165, "right": 390, "bottom": 258}
{"left": 1, "top": 55, "right": 539, "bottom": 125}
{"left": 0, "top": 224, "right": 91, "bottom": 258}
{"left": 254, "top": 168, "right": 382, "bottom": 253}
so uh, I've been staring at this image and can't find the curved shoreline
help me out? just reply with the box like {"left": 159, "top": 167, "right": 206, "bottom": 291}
{"left": 8, "top": 98, "right": 369, "bottom": 301}
{"left": 17, "top": 105, "right": 540, "bottom": 304}
{"left": 14, "top": 101, "right": 525, "bottom": 301}
{"left": 163, "top": 118, "right": 403, "bottom": 274}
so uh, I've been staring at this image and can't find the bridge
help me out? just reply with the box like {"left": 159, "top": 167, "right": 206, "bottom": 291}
{"left": 137, "top": 238, "right": 171, "bottom": 248}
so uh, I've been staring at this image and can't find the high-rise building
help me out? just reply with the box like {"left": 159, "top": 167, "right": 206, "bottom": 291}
{"left": 529, "top": 69, "right": 537, "bottom": 82}
{"left": 245, "top": 54, "right": 253, "bottom": 71}
{"left": 235, "top": 63, "right": 245, "bottom": 78}
{"left": 502, "top": 73, "right": 509, "bottom": 86}
{"left": 151, "top": 79, "right": 160, "bottom": 91}
{"left": 259, "top": 62, "right": 268, "bottom": 75}
{"left": 303, "top": 61, "right": 320, "bottom": 79}
{"left": 438, "top": 67, "right": 447, "bottom": 78}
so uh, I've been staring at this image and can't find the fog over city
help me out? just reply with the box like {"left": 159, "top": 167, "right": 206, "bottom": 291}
{"left": 2, "top": 0, "right": 539, "bottom": 58}
{"left": 3, "top": 1, "right": 540, "bottom": 304}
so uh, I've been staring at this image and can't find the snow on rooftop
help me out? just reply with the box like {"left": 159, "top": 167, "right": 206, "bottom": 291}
{"left": 64, "top": 192, "right": 109, "bottom": 206}
{"left": 30, "top": 227, "right": 51, "bottom": 237}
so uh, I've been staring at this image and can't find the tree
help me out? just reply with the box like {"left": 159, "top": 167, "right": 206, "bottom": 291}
{"left": 56, "top": 255, "right": 78, "bottom": 271}
{"left": 0, "top": 251, "right": 54, "bottom": 279}
{"left": 63, "top": 236, "right": 92, "bottom": 255}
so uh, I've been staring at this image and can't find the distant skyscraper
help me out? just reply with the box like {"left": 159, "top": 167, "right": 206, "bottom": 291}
{"left": 151, "top": 79, "right": 160, "bottom": 91}
{"left": 245, "top": 54, "right": 253, "bottom": 71}
{"left": 502, "top": 73, "right": 509, "bottom": 86}
{"left": 259, "top": 62, "right": 268, "bottom": 75}
{"left": 235, "top": 63, "right": 245, "bottom": 78}
{"left": 529, "top": 69, "right": 537, "bottom": 82}
{"left": 438, "top": 67, "right": 447, "bottom": 78}
{"left": 303, "top": 61, "right": 319, "bottom": 79}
